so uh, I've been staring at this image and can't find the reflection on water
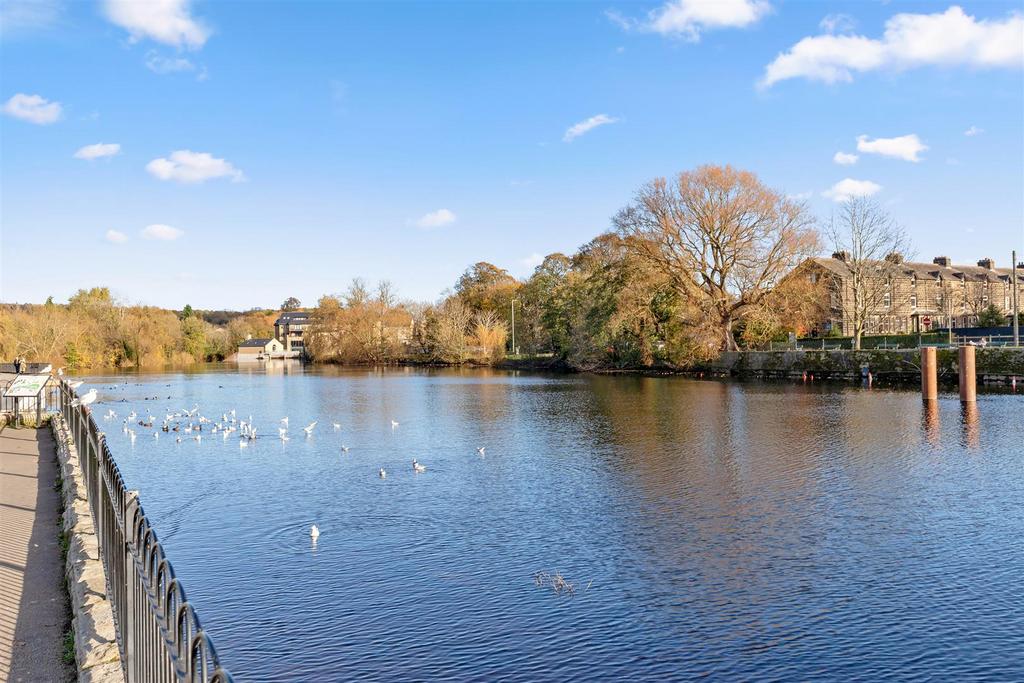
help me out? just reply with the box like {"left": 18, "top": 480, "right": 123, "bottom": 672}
{"left": 85, "top": 365, "right": 1024, "bottom": 681}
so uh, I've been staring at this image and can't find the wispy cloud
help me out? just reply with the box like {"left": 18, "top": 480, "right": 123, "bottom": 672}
{"left": 563, "top": 114, "right": 619, "bottom": 142}
{"left": 819, "top": 13, "right": 855, "bottom": 34}
{"left": 412, "top": 209, "right": 457, "bottom": 228}
{"left": 610, "top": 0, "right": 770, "bottom": 41}
{"left": 74, "top": 143, "right": 121, "bottom": 160}
{"left": 146, "top": 150, "right": 244, "bottom": 183}
{"left": 964, "top": 125, "right": 984, "bottom": 137}
{"left": 145, "top": 51, "right": 196, "bottom": 74}
{"left": 521, "top": 253, "right": 545, "bottom": 269}
{"left": 141, "top": 224, "right": 184, "bottom": 241}
{"left": 2, "top": 93, "right": 62, "bottom": 124}
{"left": 0, "top": 0, "right": 62, "bottom": 35}
{"left": 103, "top": 0, "right": 210, "bottom": 49}
{"left": 857, "top": 133, "right": 927, "bottom": 162}
{"left": 822, "top": 178, "right": 882, "bottom": 202}
{"left": 833, "top": 151, "right": 858, "bottom": 165}
{"left": 761, "top": 6, "right": 1024, "bottom": 88}
{"left": 105, "top": 229, "right": 128, "bottom": 244}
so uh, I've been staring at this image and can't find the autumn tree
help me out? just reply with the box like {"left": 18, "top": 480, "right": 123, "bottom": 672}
{"left": 424, "top": 298, "right": 473, "bottom": 363}
{"left": 613, "top": 165, "right": 819, "bottom": 352}
{"left": 825, "top": 197, "right": 912, "bottom": 350}
{"left": 470, "top": 311, "right": 508, "bottom": 362}
{"left": 455, "top": 262, "right": 521, "bottom": 349}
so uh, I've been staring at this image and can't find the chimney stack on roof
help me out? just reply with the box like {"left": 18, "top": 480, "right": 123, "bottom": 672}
{"left": 885, "top": 252, "right": 904, "bottom": 264}
{"left": 832, "top": 251, "right": 850, "bottom": 262}
{"left": 976, "top": 258, "right": 995, "bottom": 269}
{"left": 933, "top": 256, "right": 951, "bottom": 267}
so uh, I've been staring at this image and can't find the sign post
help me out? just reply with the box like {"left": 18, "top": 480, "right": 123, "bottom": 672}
{"left": 2, "top": 374, "right": 50, "bottom": 428}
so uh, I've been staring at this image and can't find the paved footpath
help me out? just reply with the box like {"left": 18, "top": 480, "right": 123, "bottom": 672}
{"left": 0, "top": 425, "right": 74, "bottom": 682}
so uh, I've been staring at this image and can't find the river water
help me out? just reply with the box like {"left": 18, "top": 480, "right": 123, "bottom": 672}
{"left": 83, "top": 363, "right": 1023, "bottom": 682}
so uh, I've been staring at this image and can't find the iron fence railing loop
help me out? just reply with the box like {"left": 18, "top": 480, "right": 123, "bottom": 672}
{"left": 40, "top": 378, "right": 235, "bottom": 682}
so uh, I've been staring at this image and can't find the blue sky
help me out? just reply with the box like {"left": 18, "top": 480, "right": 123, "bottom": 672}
{"left": 2, "top": 0, "right": 1022, "bottom": 309}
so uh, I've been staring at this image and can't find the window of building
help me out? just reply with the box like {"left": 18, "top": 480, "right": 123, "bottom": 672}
{"left": 910, "top": 294, "right": 917, "bottom": 309}
{"left": 883, "top": 291, "right": 891, "bottom": 308}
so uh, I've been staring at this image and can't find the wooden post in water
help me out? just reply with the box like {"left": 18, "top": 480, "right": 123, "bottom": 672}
{"left": 920, "top": 346, "right": 937, "bottom": 400}
{"left": 958, "top": 345, "right": 976, "bottom": 403}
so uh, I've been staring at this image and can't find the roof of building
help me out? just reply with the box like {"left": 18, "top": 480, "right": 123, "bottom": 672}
{"left": 238, "top": 337, "right": 276, "bottom": 347}
{"left": 275, "top": 311, "right": 311, "bottom": 325}
{"left": 807, "top": 257, "right": 1024, "bottom": 283}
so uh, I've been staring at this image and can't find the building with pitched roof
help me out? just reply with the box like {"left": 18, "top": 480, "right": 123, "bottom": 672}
{"left": 798, "top": 254, "right": 1023, "bottom": 335}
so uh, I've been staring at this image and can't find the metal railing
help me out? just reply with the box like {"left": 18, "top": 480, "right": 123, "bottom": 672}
{"left": 56, "top": 379, "right": 234, "bottom": 683}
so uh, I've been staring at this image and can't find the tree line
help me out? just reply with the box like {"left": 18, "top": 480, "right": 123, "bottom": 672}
{"left": 5, "top": 164, "right": 924, "bottom": 369}
{"left": 0, "top": 287, "right": 276, "bottom": 369}
{"left": 306, "top": 165, "right": 832, "bottom": 367}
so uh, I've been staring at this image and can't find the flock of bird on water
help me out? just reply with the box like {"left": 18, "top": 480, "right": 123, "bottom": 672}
{"left": 66, "top": 379, "right": 487, "bottom": 543}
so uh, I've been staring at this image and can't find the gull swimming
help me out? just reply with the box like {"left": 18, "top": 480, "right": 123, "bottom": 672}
{"left": 340, "top": 444, "right": 350, "bottom": 453}
{"left": 477, "top": 447, "right": 486, "bottom": 455}
{"left": 391, "top": 420, "right": 399, "bottom": 429}
{"left": 303, "top": 421, "right": 317, "bottom": 435}
{"left": 332, "top": 422, "right": 341, "bottom": 431}
{"left": 310, "top": 524, "right": 320, "bottom": 540}
{"left": 412, "top": 459, "right": 426, "bottom": 473}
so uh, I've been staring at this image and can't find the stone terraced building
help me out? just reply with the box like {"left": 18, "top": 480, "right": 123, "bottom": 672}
{"left": 801, "top": 254, "right": 1024, "bottom": 336}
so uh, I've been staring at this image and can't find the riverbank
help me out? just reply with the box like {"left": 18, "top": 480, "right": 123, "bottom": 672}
{"left": 496, "top": 348, "right": 1024, "bottom": 386}
{"left": 703, "top": 347, "right": 1023, "bottom": 384}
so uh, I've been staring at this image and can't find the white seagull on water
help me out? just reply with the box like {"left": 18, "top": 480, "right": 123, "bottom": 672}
{"left": 412, "top": 459, "right": 426, "bottom": 473}
{"left": 310, "top": 524, "right": 320, "bottom": 540}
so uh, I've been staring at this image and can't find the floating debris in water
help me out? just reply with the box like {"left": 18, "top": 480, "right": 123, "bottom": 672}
{"left": 534, "top": 571, "right": 592, "bottom": 597}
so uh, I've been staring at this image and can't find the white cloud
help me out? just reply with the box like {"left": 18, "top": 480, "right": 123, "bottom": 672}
{"left": 145, "top": 51, "right": 196, "bottom": 74}
{"left": 856, "top": 133, "right": 928, "bottom": 162}
{"left": 822, "top": 178, "right": 882, "bottom": 202}
{"left": 819, "top": 13, "right": 855, "bottom": 34}
{"left": 833, "top": 151, "right": 859, "bottom": 165}
{"left": 521, "top": 253, "right": 545, "bottom": 269}
{"left": 612, "top": 0, "right": 770, "bottom": 41}
{"left": 141, "top": 224, "right": 184, "bottom": 241}
{"left": 105, "top": 229, "right": 128, "bottom": 244}
{"left": 146, "top": 150, "right": 244, "bottom": 183}
{"left": 964, "top": 125, "right": 984, "bottom": 136}
{"left": 563, "top": 114, "right": 619, "bottom": 142}
{"left": 0, "top": 0, "right": 62, "bottom": 34}
{"left": 74, "top": 143, "right": 121, "bottom": 160}
{"left": 2, "top": 93, "right": 62, "bottom": 124}
{"left": 413, "top": 209, "right": 457, "bottom": 228}
{"left": 761, "top": 6, "right": 1024, "bottom": 87}
{"left": 103, "top": 0, "right": 209, "bottom": 49}
{"left": 787, "top": 191, "right": 812, "bottom": 201}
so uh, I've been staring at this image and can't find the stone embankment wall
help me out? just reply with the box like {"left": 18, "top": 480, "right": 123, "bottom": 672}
{"left": 51, "top": 415, "right": 124, "bottom": 683}
{"left": 708, "top": 347, "right": 1024, "bottom": 383}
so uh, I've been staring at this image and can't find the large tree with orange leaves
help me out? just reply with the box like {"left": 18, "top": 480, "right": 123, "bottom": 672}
{"left": 613, "top": 164, "right": 819, "bottom": 351}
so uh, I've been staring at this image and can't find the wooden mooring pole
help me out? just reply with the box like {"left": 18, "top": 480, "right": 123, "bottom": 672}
{"left": 920, "top": 346, "right": 937, "bottom": 400}
{"left": 958, "top": 345, "right": 976, "bottom": 403}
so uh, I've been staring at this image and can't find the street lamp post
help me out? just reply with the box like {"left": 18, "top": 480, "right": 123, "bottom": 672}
{"left": 511, "top": 298, "right": 517, "bottom": 356}
{"left": 1014, "top": 250, "right": 1020, "bottom": 347}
